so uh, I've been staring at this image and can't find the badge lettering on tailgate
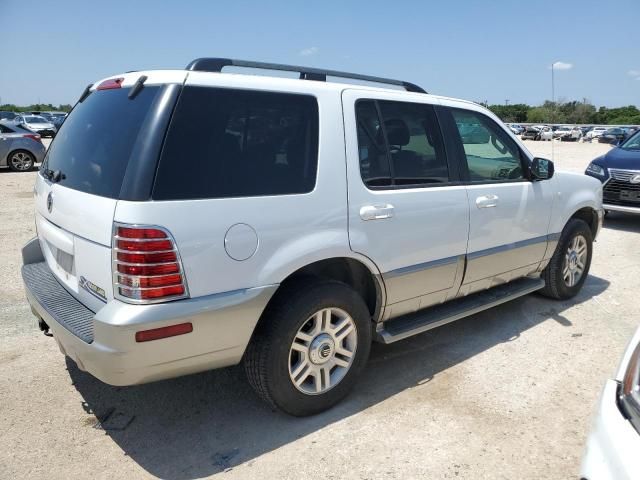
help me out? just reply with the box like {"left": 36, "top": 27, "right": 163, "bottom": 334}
{"left": 79, "top": 276, "right": 107, "bottom": 302}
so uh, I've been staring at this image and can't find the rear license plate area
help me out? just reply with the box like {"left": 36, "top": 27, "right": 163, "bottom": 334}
{"left": 55, "top": 248, "right": 74, "bottom": 274}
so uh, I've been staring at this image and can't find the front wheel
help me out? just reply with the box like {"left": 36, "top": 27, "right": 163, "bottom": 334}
{"left": 540, "top": 219, "right": 593, "bottom": 300}
{"left": 244, "top": 280, "right": 372, "bottom": 416}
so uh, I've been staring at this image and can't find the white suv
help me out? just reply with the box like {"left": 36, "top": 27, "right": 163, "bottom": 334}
{"left": 21, "top": 58, "right": 603, "bottom": 416}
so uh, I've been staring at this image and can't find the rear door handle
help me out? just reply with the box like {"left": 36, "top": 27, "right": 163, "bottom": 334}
{"left": 360, "top": 204, "right": 395, "bottom": 221}
{"left": 476, "top": 194, "right": 499, "bottom": 209}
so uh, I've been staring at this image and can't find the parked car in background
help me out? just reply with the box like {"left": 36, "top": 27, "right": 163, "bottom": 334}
{"left": 553, "top": 126, "right": 573, "bottom": 140}
{"left": 0, "top": 121, "right": 46, "bottom": 171}
{"left": 587, "top": 127, "right": 608, "bottom": 139}
{"left": 0, "top": 111, "right": 17, "bottom": 121}
{"left": 581, "top": 324, "right": 640, "bottom": 479}
{"left": 13, "top": 115, "right": 57, "bottom": 138}
{"left": 540, "top": 126, "right": 554, "bottom": 141}
{"left": 43, "top": 111, "right": 67, "bottom": 129}
{"left": 521, "top": 126, "right": 541, "bottom": 140}
{"left": 598, "top": 128, "right": 626, "bottom": 145}
{"left": 585, "top": 130, "right": 640, "bottom": 214}
{"left": 570, "top": 127, "right": 583, "bottom": 141}
{"left": 507, "top": 123, "right": 524, "bottom": 135}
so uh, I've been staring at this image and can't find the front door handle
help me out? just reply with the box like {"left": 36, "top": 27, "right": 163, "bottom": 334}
{"left": 360, "top": 204, "right": 395, "bottom": 221}
{"left": 476, "top": 194, "right": 499, "bottom": 209}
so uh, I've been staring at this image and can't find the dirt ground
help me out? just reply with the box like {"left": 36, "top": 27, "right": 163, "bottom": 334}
{"left": 1, "top": 139, "right": 638, "bottom": 480}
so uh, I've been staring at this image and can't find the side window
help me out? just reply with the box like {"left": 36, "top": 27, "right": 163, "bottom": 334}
{"left": 378, "top": 101, "right": 448, "bottom": 185}
{"left": 154, "top": 87, "right": 319, "bottom": 200}
{"left": 450, "top": 109, "right": 523, "bottom": 182}
{"left": 355, "top": 99, "right": 448, "bottom": 188}
{"left": 356, "top": 101, "right": 391, "bottom": 187}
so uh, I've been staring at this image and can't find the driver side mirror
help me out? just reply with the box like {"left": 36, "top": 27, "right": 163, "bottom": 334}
{"left": 530, "top": 157, "right": 554, "bottom": 181}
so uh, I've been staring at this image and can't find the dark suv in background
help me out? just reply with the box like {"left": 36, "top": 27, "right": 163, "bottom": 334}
{"left": 586, "top": 130, "right": 640, "bottom": 214}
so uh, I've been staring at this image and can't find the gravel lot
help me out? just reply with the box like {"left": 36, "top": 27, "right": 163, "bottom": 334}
{"left": 1, "top": 139, "right": 638, "bottom": 479}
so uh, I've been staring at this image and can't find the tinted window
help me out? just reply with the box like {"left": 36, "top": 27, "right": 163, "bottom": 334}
{"left": 153, "top": 87, "right": 318, "bottom": 200}
{"left": 0, "top": 124, "right": 14, "bottom": 133}
{"left": 450, "top": 109, "right": 523, "bottom": 181}
{"left": 355, "top": 99, "right": 448, "bottom": 188}
{"left": 42, "top": 86, "right": 162, "bottom": 198}
{"left": 378, "top": 100, "right": 448, "bottom": 185}
{"left": 356, "top": 101, "right": 391, "bottom": 187}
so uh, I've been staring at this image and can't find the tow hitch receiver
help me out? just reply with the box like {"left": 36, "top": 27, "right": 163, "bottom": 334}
{"left": 38, "top": 318, "right": 52, "bottom": 337}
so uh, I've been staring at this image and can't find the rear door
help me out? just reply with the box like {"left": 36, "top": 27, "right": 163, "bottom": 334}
{"left": 35, "top": 72, "right": 185, "bottom": 311}
{"left": 441, "top": 106, "right": 554, "bottom": 295}
{"left": 343, "top": 90, "right": 469, "bottom": 319}
{"left": 0, "top": 126, "right": 10, "bottom": 161}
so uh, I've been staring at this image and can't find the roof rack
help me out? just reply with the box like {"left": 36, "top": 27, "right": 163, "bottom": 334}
{"left": 185, "top": 58, "right": 427, "bottom": 94}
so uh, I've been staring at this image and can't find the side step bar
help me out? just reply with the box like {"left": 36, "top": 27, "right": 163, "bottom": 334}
{"left": 376, "top": 277, "right": 545, "bottom": 344}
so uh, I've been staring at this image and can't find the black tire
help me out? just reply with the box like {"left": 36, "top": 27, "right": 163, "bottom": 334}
{"left": 8, "top": 150, "right": 35, "bottom": 172}
{"left": 539, "top": 219, "right": 593, "bottom": 300}
{"left": 244, "top": 280, "right": 372, "bottom": 416}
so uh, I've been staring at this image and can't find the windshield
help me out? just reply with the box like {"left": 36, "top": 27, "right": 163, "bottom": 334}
{"left": 24, "top": 116, "right": 48, "bottom": 123}
{"left": 42, "top": 86, "right": 161, "bottom": 198}
{"left": 620, "top": 131, "right": 640, "bottom": 150}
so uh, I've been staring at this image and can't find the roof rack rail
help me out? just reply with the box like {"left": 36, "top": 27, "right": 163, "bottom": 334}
{"left": 185, "top": 57, "right": 427, "bottom": 94}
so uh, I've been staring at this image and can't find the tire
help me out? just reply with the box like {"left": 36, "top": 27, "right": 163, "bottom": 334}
{"left": 539, "top": 219, "right": 593, "bottom": 300}
{"left": 8, "top": 150, "right": 35, "bottom": 172}
{"left": 244, "top": 280, "right": 372, "bottom": 416}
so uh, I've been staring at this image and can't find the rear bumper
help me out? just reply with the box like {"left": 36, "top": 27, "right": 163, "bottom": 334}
{"left": 581, "top": 380, "right": 640, "bottom": 480}
{"left": 21, "top": 237, "right": 277, "bottom": 386}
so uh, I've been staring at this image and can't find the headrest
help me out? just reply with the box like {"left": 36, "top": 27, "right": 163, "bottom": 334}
{"left": 384, "top": 119, "right": 410, "bottom": 146}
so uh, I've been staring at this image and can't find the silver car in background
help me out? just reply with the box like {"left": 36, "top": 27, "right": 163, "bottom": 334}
{"left": 0, "top": 121, "right": 46, "bottom": 171}
{"left": 14, "top": 114, "right": 57, "bottom": 138}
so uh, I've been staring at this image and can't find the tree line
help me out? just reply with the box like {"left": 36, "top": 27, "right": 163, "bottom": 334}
{"left": 0, "top": 103, "right": 73, "bottom": 113}
{"left": 483, "top": 100, "right": 640, "bottom": 125}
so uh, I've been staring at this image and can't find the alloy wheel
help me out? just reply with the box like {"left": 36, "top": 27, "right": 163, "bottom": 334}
{"left": 288, "top": 307, "right": 358, "bottom": 395}
{"left": 563, "top": 234, "right": 588, "bottom": 287}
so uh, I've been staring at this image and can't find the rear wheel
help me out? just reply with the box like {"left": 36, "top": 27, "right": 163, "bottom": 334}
{"left": 8, "top": 150, "right": 35, "bottom": 172}
{"left": 244, "top": 280, "right": 372, "bottom": 416}
{"left": 540, "top": 219, "right": 593, "bottom": 300}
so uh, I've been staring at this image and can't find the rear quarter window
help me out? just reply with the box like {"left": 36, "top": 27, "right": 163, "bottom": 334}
{"left": 153, "top": 87, "right": 319, "bottom": 200}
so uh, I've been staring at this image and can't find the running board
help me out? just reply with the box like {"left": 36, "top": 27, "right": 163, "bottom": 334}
{"left": 376, "top": 277, "right": 545, "bottom": 344}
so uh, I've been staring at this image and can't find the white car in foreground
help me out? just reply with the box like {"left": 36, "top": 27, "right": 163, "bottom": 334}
{"left": 581, "top": 326, "right": 640, "bottom": 479}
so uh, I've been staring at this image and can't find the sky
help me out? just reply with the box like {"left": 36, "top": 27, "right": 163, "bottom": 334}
{"left": 1, "top": 0, "right": 638, "bottom": 108}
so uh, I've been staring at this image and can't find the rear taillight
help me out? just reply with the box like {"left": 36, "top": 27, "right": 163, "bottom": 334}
{"left": 23, "top": 134, "right": 42, "bottom": 143}
{"left": 113, "top": 224, "right": 188, "bottom": 303}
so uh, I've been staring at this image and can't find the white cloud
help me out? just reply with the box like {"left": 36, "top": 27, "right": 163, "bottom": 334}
{"left": 629, "top": 70, "right": 640, "bottom": 79}
{"left": 550, "top": 61, "right": 573, "bottom": 70}
{"left": 299, "top": 46, "right": 319, "bottom": 56}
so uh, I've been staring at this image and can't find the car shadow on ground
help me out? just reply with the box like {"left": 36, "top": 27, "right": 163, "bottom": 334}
{"left": 603, "top": 212, "right": 640, "bottom": 233}
{"left": 67, "top": 274, "right": 609, "bottom": 479}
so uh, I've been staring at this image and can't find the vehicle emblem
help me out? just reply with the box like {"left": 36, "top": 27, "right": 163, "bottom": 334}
{"left": 319, "top": 344, "right": 332, "bottom": 359}
{"left": 46, "top": 192, "right": 53, "bottom": 213}
{"left": 630, "top": 174, "right": 640, "bottom": 184}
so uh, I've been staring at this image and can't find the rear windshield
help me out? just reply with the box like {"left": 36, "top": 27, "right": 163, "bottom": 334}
{"left": 42, "top": 86, "right": 161, "bottom": 198}
{"left": 153, "top": 86, "right": 319, "bottom": 200}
